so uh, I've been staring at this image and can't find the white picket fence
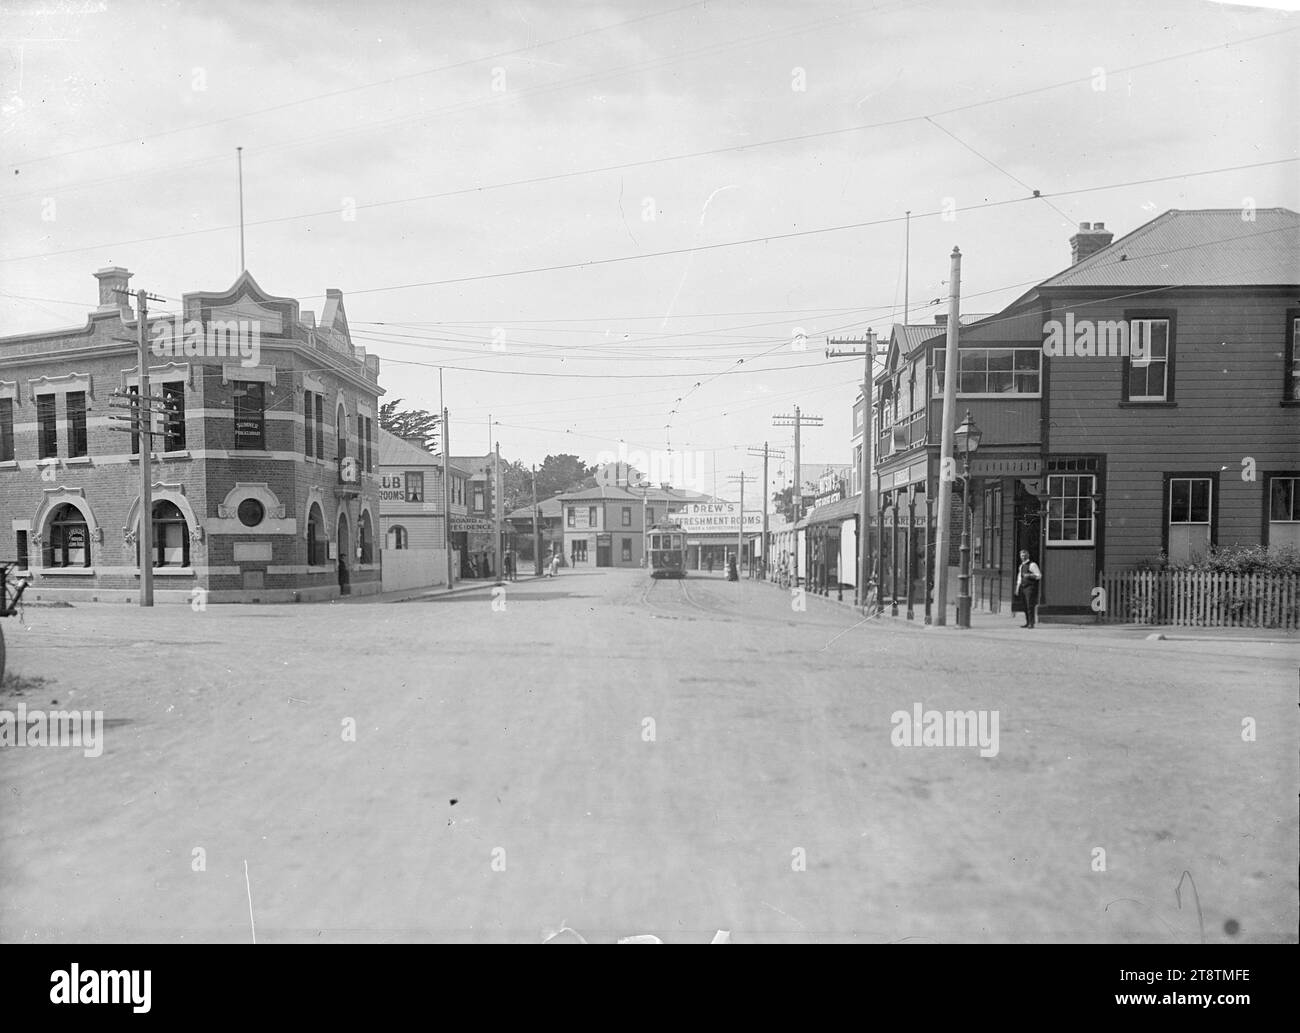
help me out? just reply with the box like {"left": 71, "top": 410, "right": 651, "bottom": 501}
{"left": 1097, "top": 570, "right": 1300, "bottom": 630}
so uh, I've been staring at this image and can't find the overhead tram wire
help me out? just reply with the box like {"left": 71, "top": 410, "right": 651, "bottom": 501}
{"left": 281, "top": 161, "right": 1298, "bottom": 303}
{"left": 3, "top": 1, "right": 710, "bottom": 171}
{"left": 3, "top": 18, "right": 1292, "bottom": 227}
{"left": 1, "top": 2, "right": 886, "bottom": 201}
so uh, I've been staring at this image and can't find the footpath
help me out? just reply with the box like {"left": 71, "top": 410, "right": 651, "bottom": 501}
{"left": 337, "top": 571, "right": 548, "bottom": 605}
{"left": 755, "top": 574, "right": 1298, "bottom": 647}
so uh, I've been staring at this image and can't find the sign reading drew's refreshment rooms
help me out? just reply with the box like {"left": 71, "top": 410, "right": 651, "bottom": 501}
{"left": 673, "top": 502, "right": 764, "bottom": 533}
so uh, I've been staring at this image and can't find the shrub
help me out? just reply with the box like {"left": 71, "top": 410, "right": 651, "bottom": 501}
{"left": 1137, "top": 544, "right": 1300, "bottom": 576}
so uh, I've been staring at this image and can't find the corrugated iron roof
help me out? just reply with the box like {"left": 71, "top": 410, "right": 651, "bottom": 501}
{"left": 379, "top": 429, "right": 467, "bottom": 474}
{"left": 1040, "top": 208, "right": 1300, "bottom": 288}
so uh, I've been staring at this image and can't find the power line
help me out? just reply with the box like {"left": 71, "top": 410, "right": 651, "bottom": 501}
{"left": 294, "top": 159, "right": 1300, "bottom": 301}
{"left": 3, "top": 2, "right": 709, "bottom": 170}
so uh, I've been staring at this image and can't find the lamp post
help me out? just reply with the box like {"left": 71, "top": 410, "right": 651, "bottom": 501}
{"left": 954, "top": 409, "right": 983, "bottom": 629}
{"left": 906, "top": 483, "right": 917, "bottom": 621}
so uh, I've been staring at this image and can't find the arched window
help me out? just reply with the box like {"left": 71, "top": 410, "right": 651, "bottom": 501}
{"left": 388, "top": 525, "right": 408, "bottom": 550}
{"left": 149, "top": 500, "right": 190, "bottom": 568}
{"left": 359, "top": 511, "right": 374, "bottom": 563}
{"left": 336, "top": 403, "right": 347, "bottom": 460}
{"left": 307, "top": 503, "right": 326, "bottom": 565}
{"left": 45, "top": 503, "right": 90, "bottom": 568}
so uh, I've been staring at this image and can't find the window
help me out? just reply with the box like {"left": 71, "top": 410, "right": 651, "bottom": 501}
{"left": 64, "top": 387, "right": 85, "bottom": 457}
{"left": 647, "top": 506, "right": 655, "bottom": 525}
{"left": 1286, "top": 314, "right": 1300, "bottom": 401}
{"left": 37, "top": 394, "right": 57, "bottom": 459}
{"left": 127, "top": 385, "right": 140, "bottom": 455}
{"left": 304, "top": 392, "right": 314, "bottom": 457}
{"left": 67, "top": 391, "right": 88, "bottom": 457}
{"left": 149, "top": 500, "right": 190, "bottom": 568}
{"left": 162, "top": 382, "right": 185, "bottom": 452}
{"left": 930, "top": 348, "right": 1040, "bottom": 395}
{"left": 314, "top": 394, "right": 325, "bottom": 458}
{"left": 0, "top": 398, "right": 13, "bottom": 462}
{"left": 335, "top": 404, "right": 347, "bottom": 460}
{"left": 567, "top": 507, "right": 575, "bottom": 528}
{"left": 933, "top": 349, "right": 1041, "bottom": 396}
{"left": 233, "top": 381, "right": 265, "bottom": 450}
{"left": 588, "top": 506, "right": 598, "bottom": 528}
{"left": 356, "top": 414, "right": 364, "bottom": 468}
{"left": 359, "top": 512, "right": 373, "bottom": 563}
{"left": 1046, "top": 474, "right": 1095, "bottom": 545}
{"left": 981, "top": 485, "right": 1003, "bottom": 571}
{"left": 1267, "top": 476, "right": 1300, "bottom": 550}
{"left": 237, "top": 498, "right": 265, "bottom": 528}
{"left": 388, "top": 525, "right": 408, "bottom": 550}
{"left": 473, "top": 487, "right": 484, "bottom": 513}
{"left": 1125, "top": 318, "right": 1171, "bottom": 401}
{"left": 1167, "top": 476, "right": 1212, "bottom": 563}
{"left": 365, "top": 417, "right": 374, "bottom": 472}
{"left": 16, "top": 530, "right": 30, "bottom": 570}
{"left": 622, "top": 507, "right": 632, "bottom": 526}
{"left": 307, "top": 504, "right": 326, "bottom": 565}
{"left": 405, "top": 472, "right": 424, "bottom": 503}
{"left": 44, "top": 503, "right": 89, "bottom": 568}
{"left": 621, "top": 538, "right": 632, "bottom": 561}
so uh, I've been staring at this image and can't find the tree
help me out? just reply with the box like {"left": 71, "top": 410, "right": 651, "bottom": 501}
{"left": 379, "top": 399, "right": 441, "bottom": 452}
{"left": 772, "top": 485, "right": 798, "bottom": 524}
{"left": 500, "top": 459, "right": 533, "bottom": 515}
{"left": 533, "top": 454, "right": 596, "bottom": 500}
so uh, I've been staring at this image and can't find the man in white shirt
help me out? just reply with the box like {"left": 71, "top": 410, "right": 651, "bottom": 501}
{"left": 1015, "top": 550, "right": 1043, "bottom": 628}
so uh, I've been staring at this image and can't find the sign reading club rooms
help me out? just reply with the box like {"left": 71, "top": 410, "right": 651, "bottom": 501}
{"left": 673, "top": 502, "right": 764, "bottom": 533}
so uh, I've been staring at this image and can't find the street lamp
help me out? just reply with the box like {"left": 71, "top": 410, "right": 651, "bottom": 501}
{"left": 954, "top": 409, "right": 983, "bottom": 629}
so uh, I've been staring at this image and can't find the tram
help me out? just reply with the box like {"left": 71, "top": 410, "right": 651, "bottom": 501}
{"left": 647, "top": 522, "right": 687, "bottom": 578}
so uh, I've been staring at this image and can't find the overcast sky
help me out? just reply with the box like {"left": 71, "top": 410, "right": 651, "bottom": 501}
{"left": 1, "top": 0, "right": 1295, "bottom": 497}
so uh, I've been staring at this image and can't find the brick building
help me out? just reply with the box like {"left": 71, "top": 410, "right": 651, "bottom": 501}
{"left": 0, "top": 267, "right": 383, "bottom": 603}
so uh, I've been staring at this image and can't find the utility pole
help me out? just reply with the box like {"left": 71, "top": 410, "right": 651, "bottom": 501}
{"left": 107, "top": 288, "right": 167, "bottom": 606}
{"left": 442, "top": 406, "right": 454, "bottom": 591}
{"left": 903, "top": 210, "right": 910, "bottom": 324}
{"left": 826, "top": 329, "right": 880, "bottom": 610}
{"left": 726, "top": 471, "right": 753, "bottom": 574}
{"left": 532, "top": 464, "right": 542, "bottom": 576}
{"left": 747, "top": 443, "right": 785, "bottom": 581}
{"left": 236, "top": 147, "right": 246, "bottom": 274}
{"left": 493, "top": 436, "right": 502, "bottom": 584}
{"left": 933, "top": 246, "right": 963, "bottom": 626}
{"left": 772, "top": 406, "right": 822, "bottom": 587}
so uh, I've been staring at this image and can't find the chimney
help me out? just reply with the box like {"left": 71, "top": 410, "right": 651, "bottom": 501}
{"left": 1069, "top": 221, "right": 1114, "bottom": 265}
{"left": 934, "top": 313, "right": 948, "bottom": 327}
{"left": 94, "top": 266, "right": 133, "bottom": 314}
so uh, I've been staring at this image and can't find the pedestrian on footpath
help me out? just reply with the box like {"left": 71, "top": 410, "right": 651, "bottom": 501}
{"left": 1015, "top": 549, "right": 1042, "bottom": 628}
{"left": 548, "top": 551, "right": 560, "bottom": 578}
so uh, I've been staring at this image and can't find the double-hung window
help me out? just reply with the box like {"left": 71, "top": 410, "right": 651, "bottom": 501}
{"left": 37, "top": 394, "right": 57, "bottom": 459}
{"left": 66, "top": 391, "right": 87, "bottom": 458}
{"left": 0, "top": 398, "right": 14, "bottom": 462}
{"left": 1125, "top": 317, "right": 1172, "bottom": 402}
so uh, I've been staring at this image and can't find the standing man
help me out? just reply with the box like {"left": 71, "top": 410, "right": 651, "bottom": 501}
{"left": 1015, "top": 549, "right": 1042, "bottom": 628}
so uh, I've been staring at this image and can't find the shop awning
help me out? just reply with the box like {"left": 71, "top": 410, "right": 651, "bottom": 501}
{"left": 796, "top": 493, "right": 862, "bottom": 530}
